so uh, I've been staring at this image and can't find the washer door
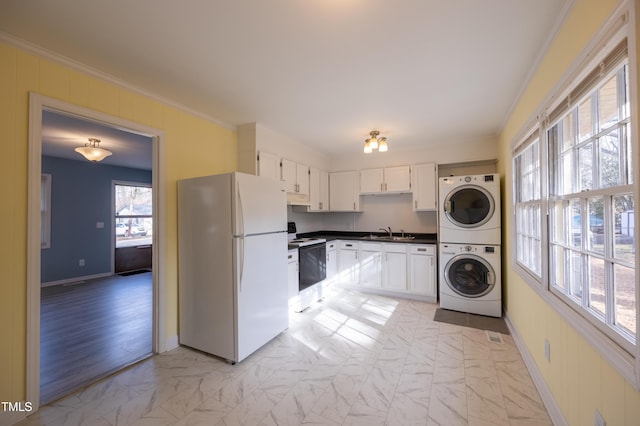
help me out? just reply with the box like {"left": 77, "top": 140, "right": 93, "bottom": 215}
{"left": 443, "top": 185, "right": 495, "bottom": 228}
{"left": 445, "top": 254, "right": 495, "bottom": 298}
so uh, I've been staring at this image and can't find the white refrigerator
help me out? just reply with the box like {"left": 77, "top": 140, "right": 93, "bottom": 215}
{"left": 178, "top": 172, "right": 288, "bottom": 363}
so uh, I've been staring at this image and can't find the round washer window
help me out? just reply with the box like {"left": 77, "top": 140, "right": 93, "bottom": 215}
{"left": 444, "top": 185, "right": 495, "bottom": 228}
{"left": 445, "top": 254, "right": 495, "bottom": 298}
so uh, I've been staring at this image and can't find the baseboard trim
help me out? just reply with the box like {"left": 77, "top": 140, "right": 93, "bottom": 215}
{"left": 1, "top": 407, "right": 28, "bottom": 426}
{"left": 165, "top": 335, "right": 179, "bottom": 352}
{"left": 41, "top": 272, "right": 113, "bottom": 288}
{"left": 504, "top": 312, "right": 567, "bottom": 426}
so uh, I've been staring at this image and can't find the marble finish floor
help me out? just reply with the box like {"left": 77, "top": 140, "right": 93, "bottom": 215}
{"left": 19, "top": 288, "right": 552, "bottom": 425}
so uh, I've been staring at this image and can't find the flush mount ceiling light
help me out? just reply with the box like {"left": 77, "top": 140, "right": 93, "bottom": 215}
{"left": 74, "top": 137, "right": 112, "bottom": 162}
{"left": 363, "top": 130, "right": 388, "bottom": 153}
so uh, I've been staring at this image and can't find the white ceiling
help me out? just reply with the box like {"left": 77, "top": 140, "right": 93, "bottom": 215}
{"left": 0, "top": 0, "right": 571, "bottom": 158}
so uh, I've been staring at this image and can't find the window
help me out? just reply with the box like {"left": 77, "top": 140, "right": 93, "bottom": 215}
{"left": 41, "top": 174, "right": 52, "bottom": 249}
{"left": 114, "top": 183, "right": 152, "bottom": 248}
{"left": 512, "top": 37, "right": 637, "bottom": 356}
{"left": 514, "top": 134, "right": 542, "bottom": 277}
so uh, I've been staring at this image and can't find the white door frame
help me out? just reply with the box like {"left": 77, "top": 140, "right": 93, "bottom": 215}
{"left": 27, "top": 93, "right": 167, "bottom": 411}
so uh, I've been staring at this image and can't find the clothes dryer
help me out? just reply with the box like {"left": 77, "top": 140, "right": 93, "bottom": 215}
{"left": 439, "top": 174, "right": 501, "bottom": 244}
{"left": 439, "top": 243, "right": 502, "bottom": 317}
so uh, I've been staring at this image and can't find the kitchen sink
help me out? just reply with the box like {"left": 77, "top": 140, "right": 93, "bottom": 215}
{"left": 360, "top": 235, "right": 415, "bottom": 242}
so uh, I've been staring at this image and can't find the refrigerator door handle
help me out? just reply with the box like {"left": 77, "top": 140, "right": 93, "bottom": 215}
{"left": 237, "top": 184, "right": 245, "bottom": 236}
{"left": 239, "top": 237, "right": 245, "bottom": 292}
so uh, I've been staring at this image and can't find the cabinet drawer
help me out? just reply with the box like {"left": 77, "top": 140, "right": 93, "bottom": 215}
{"left": 409, "top": 245, "right": 435, "bottom": 255}
{"left": 384, "top": 243, "right": 407, "bottom": 254}
{"left": 360, "top": 242, "right": 382, "bottom": 251}
{"left": 340, "top": 241, "right": 358, "bottom": 250}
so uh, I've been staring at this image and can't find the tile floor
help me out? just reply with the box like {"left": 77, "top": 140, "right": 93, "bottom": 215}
{"left": 18, "top": 288, "right": 552, "bottom": 425}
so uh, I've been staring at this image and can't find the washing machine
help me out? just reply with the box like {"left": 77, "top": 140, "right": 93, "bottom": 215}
{"left": 439, "top": 243, "right": 502, "bottom": 317}
{"left": 439, "top": 174, "right": 501, "bottom": 245}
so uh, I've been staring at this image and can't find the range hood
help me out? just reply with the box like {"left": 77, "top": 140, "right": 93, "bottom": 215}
{"left": 287, "top": 192, "right": 310, "bottom": 206}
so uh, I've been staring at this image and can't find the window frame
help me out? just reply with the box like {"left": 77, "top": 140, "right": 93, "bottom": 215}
{"left": 509, "top": 7, "right": 640, "bottom": 388}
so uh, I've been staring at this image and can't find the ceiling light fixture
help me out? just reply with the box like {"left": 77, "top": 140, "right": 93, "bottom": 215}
{"left": 75, "top": 138, "right": 112, "bottom": 162}
{"left": 364, "top": 130, "right": 388, "bottom": 153}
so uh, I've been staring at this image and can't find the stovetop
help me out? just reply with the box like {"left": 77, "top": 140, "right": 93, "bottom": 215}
{"left": 288, "top": 237, "right": 326, "bottom": 247}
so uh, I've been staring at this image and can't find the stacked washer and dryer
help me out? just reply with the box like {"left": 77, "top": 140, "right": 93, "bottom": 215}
{"left": 438, "top": 174, "right": 502, "bottom": 317}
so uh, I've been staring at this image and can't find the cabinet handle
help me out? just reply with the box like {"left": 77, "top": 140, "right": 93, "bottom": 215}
{"left": 381, "top": 183, "right": 383, "bottom": 192}
{"left": 415, "top": 200, "right": 418, "bottom": 208}
{"left": 346, "top": 244, "right": 353, "bottom": 247}
{"left": 353, "top": 202, "right": 356, "bottom": 210}
{"left": 288, "top": 254, "right": 293, "bottom": 259}
{"left": 417, "top": 248, "right": 426, "bottom": 252}
{"left": 385, "top": 183, "right": 388, "bottom": 191}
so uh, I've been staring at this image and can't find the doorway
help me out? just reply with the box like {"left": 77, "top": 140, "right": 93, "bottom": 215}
{"left": 27, "top": 94, "right": 167, "bottom": 410}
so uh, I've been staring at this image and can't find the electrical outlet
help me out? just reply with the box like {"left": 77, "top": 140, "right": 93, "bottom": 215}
{"left": 79, "top": 259, "right": 85, "bottom": 267}
{"left": 594, "top": 409, "right": 606, "bottom": 426}
{"left": 544, "top": 339, "right": 550, "bottom": 362}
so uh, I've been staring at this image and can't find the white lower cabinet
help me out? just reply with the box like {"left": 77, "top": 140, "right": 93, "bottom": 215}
{"left": 287, "top": 249, "right": 299, "bottom": 309}
{"left": 383, "top": 244, "right": 408, "bottom": 292}
{"left": 325, "top": 241, "right": 337, "bottom": 282}
{"left": 336, "top": 240, "right": 436, "bottom": 302}
{"left": 338, "top": 241, "right": 359, "bottom": 284}
{"left": 408, "top": 245, "right": 437, "bottom": 302}
{"left": 359, "top": 243, "right": 383, "bottom": 288}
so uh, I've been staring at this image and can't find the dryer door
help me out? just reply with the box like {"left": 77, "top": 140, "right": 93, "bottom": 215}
{"left": 443, "top": 185, "right": 495, "bottom": 228}
{"left": 444, "top": 254, "right": 495, "bottom": 298}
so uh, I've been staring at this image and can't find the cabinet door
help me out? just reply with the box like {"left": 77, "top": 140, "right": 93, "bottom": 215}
{"left": 384, "top": 166, "right": 411, "bottom": 193}
{"left": 359, "top": 243, "right": 382, "bottom": 288}
{"left": 319, "top": 170, "right": 329, "bottom": 211}
{"left": 287, "top": 254, "right": 299, "bottom": 300}
{"left": 338, "top": 246, "right": 359, "bottom": 284}
{"left": 281, "top": 158, "right": 297, "bottom": 193}
{"left": 360, "top": 168, "right": 384, "bottom": 194}
{"left": 383, "top": 245, "right": 407, "bottom": 291}
{"left": 308, "top": 167, "right": 321, "bottom": 211}
{"left": 330, "top": 171, "right": 360, "bottom": 211}
{"left": 326, "top": 248, "right": 337, "bottom": 280}
{"left": 412, "top": 163, "right": 437, "bottom": 210}
{"left": 296, "top": 163, "right": 309, "bottom": 195}
{"left": 409, "top": 252, "right": 436, "bottom": 297}
{"left": 258, "top": 151, "right": 280, "bottom": 181}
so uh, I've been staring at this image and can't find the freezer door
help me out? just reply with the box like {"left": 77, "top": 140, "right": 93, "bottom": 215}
{"left": 234, "top": 173, "right": 286, "bottom": 236}
{"left": 235, "top": 231, "right": 288, "bottom": 362}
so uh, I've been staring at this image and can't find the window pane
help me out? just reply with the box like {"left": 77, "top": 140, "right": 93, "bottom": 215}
{"left": 614, "top": 263, "right": 636, "bottom": 335}
{"left": 599, "top": 128, "right": 620, "bottom": 188}
{"left": 569, "top": 199, "right": 581, "bottom": 248}
{"left": 561, "top": 152, "right": 575, "bottom": 194}
{"left": 552, "top": 245, "right": 566, "bottom": 291}
{"left": 588, "top": 197, "right": 605, "bottom": 254}
{"left": 588, "top": 256, "right": 606, "bottom": 317}
{"left": 578, "top": 98, "right": 593, "bottom": 142}
{"left": 562, "top": 112, "right": 575, "bottom": 151}
{"left": 570, "top": 250, "right": 583, "bottom": 300}
{"left": 627, "top": 123, "right": 633, "bottom": 184}
{"left": 579, "top": 143, "right": 593, "bottom": 191}
{"left": 598, "top": 74, "right": 618, "bottom": 131}
{"left": 115, "top": 184, "right": 152, "bottom": 248}
{"left": 614, "top": 195, "right": 635, "bottom": 263}
{"left": 550, "top": 201, "right": 564, "bottom": 243}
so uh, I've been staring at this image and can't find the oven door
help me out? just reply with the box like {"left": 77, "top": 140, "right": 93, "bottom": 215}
{"left": 298, "top": 243, "right": 326, "bottom": 291}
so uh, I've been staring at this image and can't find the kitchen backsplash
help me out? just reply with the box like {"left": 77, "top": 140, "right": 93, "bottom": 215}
{"left": 287, "top": 193, "right": 437, "bottom": 234}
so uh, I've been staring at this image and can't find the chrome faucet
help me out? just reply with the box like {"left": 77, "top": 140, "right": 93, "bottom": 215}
{"left": 379, "top": 227, "right": 392, "bottom": 237}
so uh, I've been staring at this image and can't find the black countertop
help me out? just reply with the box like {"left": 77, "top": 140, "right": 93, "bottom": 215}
{"left": 296, "top": 230, "right": 437, "bottom": 245}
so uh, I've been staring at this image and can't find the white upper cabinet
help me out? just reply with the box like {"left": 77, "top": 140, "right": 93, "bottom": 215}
{"left": 308, "top": 167, "right": 329, "bottom": 211}
{"left": 360, "top": 166, "right": 411, "bottom": 194}
{"left": 257, "top": 151, "right": 280, "bottom": 181}
{"left": 329, "top": 171, "right": 360, "bottom": 211}
{"left": 281, "top": 158, "right": 309, "bottom": 195}
{"left": 412, "top": 163, "right": 437, "bottom": 211}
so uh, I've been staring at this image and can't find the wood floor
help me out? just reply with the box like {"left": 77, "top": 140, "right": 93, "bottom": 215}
{"left": 40, "top": 272, "right": 153, "bottom": 405}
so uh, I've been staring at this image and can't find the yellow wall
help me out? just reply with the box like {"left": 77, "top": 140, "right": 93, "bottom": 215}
{"left": 498, "top": 0, "right": 640, "bottom": 424}
{"left": 0, "top": 41, "right": 237, "bottom": 402}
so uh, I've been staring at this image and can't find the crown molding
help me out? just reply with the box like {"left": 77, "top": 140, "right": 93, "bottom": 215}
{"left": 0, "top": 31, "right": 237, "bottom": 131}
